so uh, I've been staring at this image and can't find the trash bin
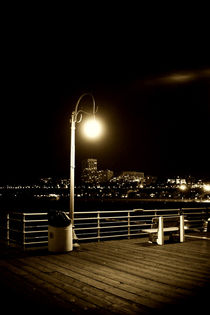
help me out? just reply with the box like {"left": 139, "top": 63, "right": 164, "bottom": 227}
{"left": 48, "top": 211, "right": 73, "bottom": 252}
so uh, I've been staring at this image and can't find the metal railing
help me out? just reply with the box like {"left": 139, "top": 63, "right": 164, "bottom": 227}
{"left": 0, "top": 212, "right": 48, "bottom": 249}
{"left": 74, "top": 207, "right": 210, "bottom": 241}
{"left": 0, "top": 207, "right": 209, "bottom": 249}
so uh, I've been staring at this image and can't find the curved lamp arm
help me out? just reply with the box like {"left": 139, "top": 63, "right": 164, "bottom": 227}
{"left": 72, "top": 93, "right": 97, "bottom": 123}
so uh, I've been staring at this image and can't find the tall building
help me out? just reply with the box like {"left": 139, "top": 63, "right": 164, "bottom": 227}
{"left": 81, "top": 158, "right": 98, "bottom": 184}
{"left": 82, "top": 159, "right": 97, "bottom": 172}
{"left": 81, "top": 159, "right": 113, "bottom": 184}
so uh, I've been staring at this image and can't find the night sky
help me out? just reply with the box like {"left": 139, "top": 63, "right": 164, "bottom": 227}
{"left": 1, "top": 8, "right": 210, "bottom": 183}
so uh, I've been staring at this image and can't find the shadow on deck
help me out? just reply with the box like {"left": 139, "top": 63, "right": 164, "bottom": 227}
{"left": 0, "top": 235, "right": 210, "bottom": 315}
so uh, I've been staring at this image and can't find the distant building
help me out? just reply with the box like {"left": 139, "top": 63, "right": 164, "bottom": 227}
{"left": 121, "top": 171, "right": 144, "bottom": 178}
{"left": 81, "top": 159, "right": 113, "bottom": 184}
{"left": 110, "top": 171, "right": 144, "bottom": 188}
{"left": 167, "top": 177, "right": 187, "bottom": 185}
{"left": 145, "top": 175, "right": 157, "bottom": 186}
{"left": 97, "top": 170, "right": 114, "bottom": 183}
{"left": 82, "top": 158, "right": 97, "bottom": 172}
{"left": 120, "top": 171, "right": 144, "bottom": 184}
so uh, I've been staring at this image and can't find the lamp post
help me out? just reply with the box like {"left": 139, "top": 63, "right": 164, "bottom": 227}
{"left": 70, "top": 93, "right": 101, "bottom": 248}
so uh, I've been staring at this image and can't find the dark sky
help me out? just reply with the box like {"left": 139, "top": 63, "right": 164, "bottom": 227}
{"left": 1, "top": 8, "right": 210, "bottom": 183}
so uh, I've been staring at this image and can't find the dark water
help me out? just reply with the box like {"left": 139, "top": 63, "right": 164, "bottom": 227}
{"left": 0, "top": 195, "right": 209, "bottom": 213}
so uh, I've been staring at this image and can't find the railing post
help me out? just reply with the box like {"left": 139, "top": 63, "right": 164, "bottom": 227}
{"left": 203, "top": 207, "right": 209, "bottom": 232}
{"left": 23, "top": 213, "right": 26, "bottom": 250}
{"left": 97, "top": 211, "right": 100, "bottom": 242}
{"left": 128, "top": 211, "right": 130, "bottom": 239}
{"left": 6, "top": 213, "right": 10, "bottom": 245}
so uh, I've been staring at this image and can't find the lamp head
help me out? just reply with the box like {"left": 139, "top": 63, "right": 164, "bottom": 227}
{"left": 83, "top": 117, "right": 102, "bottom": 139}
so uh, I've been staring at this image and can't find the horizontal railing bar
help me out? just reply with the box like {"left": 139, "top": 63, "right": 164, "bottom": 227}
{"left": 74, "top": 210, "right": 133, "bottom": 214}
{"left": 23, "top": 212, "right": 48, "bottom": 215}
{"left": 183, "top": 212, "right": 205, "bottom": 216}
{"left": 74, "top": 216, "right": 129, "bottom": 221}
{"left": 23, "top": 230, "right": 48, "bottom": 234}
{"left": 8, "top": 218, "right": 22, "bottom": 222}
{"left": 6, "top": 212, "right": 47, "bottom": 216}
{"left": 182, "top": 208, "right": 208, "bottom": 211}
{"left": 23, "top": 219, "right": 48, "bottom": 223}
{"left": 138, "top": 208, "right": 180, "bottom": 212}
{"left": 26, "top": 225, "right": 48, "bottom": 228}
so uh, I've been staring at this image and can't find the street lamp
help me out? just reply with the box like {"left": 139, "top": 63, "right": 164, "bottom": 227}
{"left": 70, "top": 93, "right": 101, "bottom": 248}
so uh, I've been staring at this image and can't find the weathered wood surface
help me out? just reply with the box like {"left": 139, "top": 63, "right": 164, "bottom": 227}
{"left": 0, "top": 237, "right": 210, "bottom": 314}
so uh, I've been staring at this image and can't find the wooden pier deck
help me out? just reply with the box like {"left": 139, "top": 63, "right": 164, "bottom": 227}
{"left": 0, "top": 236, "right": 210, "bottom": 314}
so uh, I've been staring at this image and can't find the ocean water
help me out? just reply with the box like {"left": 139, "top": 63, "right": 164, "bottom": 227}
{"left": 0, "top": 195, "right": 209, "bottom": 213}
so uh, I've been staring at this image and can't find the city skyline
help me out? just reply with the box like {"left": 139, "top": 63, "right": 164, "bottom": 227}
{"left": 1, "top": 156, "right": 210, "bottom": 186}
{"left": 1, "top": 19, "right": 210, "bottom": 184}
{"left": 1, "top": 66, "right": 210, "bottom": 186}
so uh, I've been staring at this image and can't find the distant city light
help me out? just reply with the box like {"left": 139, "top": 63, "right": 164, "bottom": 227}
{"left": 179, "top": 184, "right": 187, "bottom": 191}
{"left": 203, "top": 184, "right": 210, "bottom": 192}
{"left": 83, "top": 118, "right": 102, "bottom": 139}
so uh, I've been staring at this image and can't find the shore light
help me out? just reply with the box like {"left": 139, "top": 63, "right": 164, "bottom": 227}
{"left": 203, "top": 184, "right": 210, "bottom": 192}
{"left": 179, "top": 184, "right": 187, "bottom": 191}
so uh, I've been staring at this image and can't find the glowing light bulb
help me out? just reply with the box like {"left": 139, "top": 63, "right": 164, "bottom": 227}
{"left": 83, "top": 118, "right": 102, "bottom": 139}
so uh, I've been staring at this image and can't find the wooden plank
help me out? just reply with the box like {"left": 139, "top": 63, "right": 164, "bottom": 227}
{"left": 0, "top": 261, "right": 82, "bottom": 313}
{"left": 38, "top": 255, "right": 167, "bottom": 310}
{"left": 0, "top": 238, "right": 210, "bottom": 314}
{"left": 51, "top": 254, "right": 176, "bottom": 305}
{"left": 96, "top": 240, "right": 210, "bottom": 277}
{"left": 109, "top": 239, "right": 210, "bottom": 267}
{"left": 38, "top": 255, "right": 155, "bottom": 312}
{"left": 81, "top": 244, "right": 209, "bottom": 289}
{"left": 0, "top": 265, "right": 73, "bottom": 313}
{"left": 57, "top": 255, "right": 187, "bottom": 303}
{"left": 73, "top": 249, "right": 197, "bottom": 295}
{"left": 11, "top": 258, "right": 116, "bottom": 315}
{"left": 63, "top": 251, "right": 190, "bottom": 301}
{"left": 14, "top": 256, "right": 148, "bottom": 314}
{"left": 88, "top": 242, "right": 210, "bottom": 283}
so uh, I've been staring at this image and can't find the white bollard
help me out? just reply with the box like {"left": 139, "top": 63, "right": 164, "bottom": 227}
{"left": 157, "top": 216, "right": 164, "bottom": 245}
{"left": 180, "top": 215, "right": 185, "bottom": 243}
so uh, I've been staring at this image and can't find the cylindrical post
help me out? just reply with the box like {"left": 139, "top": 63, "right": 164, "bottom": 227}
{"left": 23, "top": 213, "right": 26, "bottom": 250}
{"left": 69, "top": 94, "right": 97, "bottom": 250}
{"left": 128, "top": 211, "right": 130, "bottom": 239}
{"left": 157, "top": 216, "right": 164, "bottom": 245}
{"left": 6, "top": 213, "right": 9, "bottom": 245}
{"left": 97, "top": 211, "right": 100, "bottom": 242}
{"left": 70, "top": 114, "right": 75, "bottom": 225}
{"left": 180, "top": 215, "right": 185, "bottom": 242}
{"left": 70, "top": 114, "right": 79, "bottom": 248}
